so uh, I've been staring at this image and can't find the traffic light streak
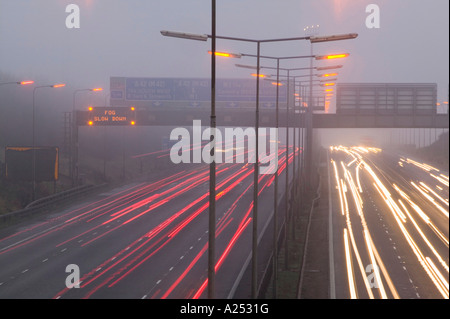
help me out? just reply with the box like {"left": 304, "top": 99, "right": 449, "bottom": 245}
{"left": 50, "top": 143, "right": 292, "bottom": 299}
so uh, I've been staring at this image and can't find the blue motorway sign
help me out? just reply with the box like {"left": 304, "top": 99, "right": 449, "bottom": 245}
{"left": 117, "top": 77, "right": 288, "bottom": 103}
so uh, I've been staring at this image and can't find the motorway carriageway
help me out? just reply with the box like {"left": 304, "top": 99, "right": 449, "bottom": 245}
{"left": 0, "top": 141, "right": 298, "bottom": 299}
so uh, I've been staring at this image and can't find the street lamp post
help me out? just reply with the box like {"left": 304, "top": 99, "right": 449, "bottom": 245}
{"left": 72, "top": 88, "right": 103, "bottom": 187}
{"left": 32, "top": 84, "right": 66, "bottom": 201}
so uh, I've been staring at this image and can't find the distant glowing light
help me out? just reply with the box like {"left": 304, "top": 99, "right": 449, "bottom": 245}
{"left": 316, "top": 53, "right": 349, "bottom": 60}
{"left": 19, "top": 81, "right": 34, "bottom": 85}
{"left": 251, "top": 73, "right": 268, "bottom": 78}
{"left": 208, "top": 51, "right": 241, "bottom": 58}
{"left": 319, "top": 73, "right": 338, "bottom": 77}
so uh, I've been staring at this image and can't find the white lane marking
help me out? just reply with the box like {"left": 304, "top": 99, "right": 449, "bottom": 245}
{"left": 0, "top": 222, "right": 71, "bottom": 253}
{"left": 21, "top": 269, "right": 29, "bottom": 274}
{"left": 42, "top": 258, "right": 48, "bottom": 263}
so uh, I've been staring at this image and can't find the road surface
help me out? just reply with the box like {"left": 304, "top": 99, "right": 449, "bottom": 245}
{"left": 329, "top": 146, "right": 448, "bottom": 299}
{"left": 0, "top": 144, "right": 298, "bottom": 299}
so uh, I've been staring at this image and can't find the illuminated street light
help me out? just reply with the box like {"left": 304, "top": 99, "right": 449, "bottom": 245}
{"left": 317, "top": 73, "right": 338, "bottom": 77}
{"left": 0, "top": 80, "right": 35, "bottom": 86}
{"left": 251, "top": 73, "right": 269, "bottom": 78}
{"left": 52, "top": 84, "right": 66, "bottom": 88}
{"left": 207, "top": 51, "right": 242, "bottom": 58}
{"left": 315, "top": 53, "right": 350, "bottom": 60}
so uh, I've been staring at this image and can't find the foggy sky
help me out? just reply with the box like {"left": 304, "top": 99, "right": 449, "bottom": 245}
{"left": 0, "top": 0, "right": 449, "bottom": 111}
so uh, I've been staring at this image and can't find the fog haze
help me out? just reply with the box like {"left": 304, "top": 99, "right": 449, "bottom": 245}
{"left": 0, "top": 0, "right": 448, "bottom": 107}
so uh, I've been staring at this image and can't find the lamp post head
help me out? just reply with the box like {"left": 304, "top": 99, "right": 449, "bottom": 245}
{"left": 208, "top": 51, "right": 241, "bottom": 58}
{"left": 235, "top": 64, "right": 259, "bottom": 70}
{"left": 315, "top": 53, "right": 349, "bottom": 60}
{"left": 310, "top": 33, "right": 358, "bottom": 43}
{"left": 160, "top": 30, "right": 208, "bottom": 41}
{"left": 316, "top": 65, "right": 343, "bottom": 71}
{"left": 19, "top": 81, "right": 34, "bottom": 85}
